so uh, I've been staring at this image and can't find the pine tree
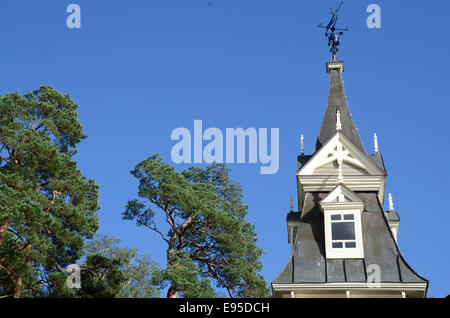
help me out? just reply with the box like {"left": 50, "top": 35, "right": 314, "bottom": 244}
{"left": 123, "top": 154, "right": 271, "bottom": 298}
{"left": 0, "top": 86, "right": 99, "bottom": 297}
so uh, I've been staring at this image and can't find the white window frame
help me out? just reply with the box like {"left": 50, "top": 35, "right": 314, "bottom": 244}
{"left": 324, "top": 209, "right": 364, "bottom": 259}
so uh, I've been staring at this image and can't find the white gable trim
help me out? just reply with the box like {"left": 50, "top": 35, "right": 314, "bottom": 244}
{"left": 321, "top": 184, "right": 363, "bottom": 204}
{"left": 298, "top": 132, "right": 385, "bottom": 176}
{"left": 320, "top": 184, "right": 365, "bottom": 211}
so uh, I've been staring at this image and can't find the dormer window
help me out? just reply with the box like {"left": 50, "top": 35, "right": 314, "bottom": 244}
{"left": 320, "top": 185, "right": 365, "bottom": 259}
{"left": 330, "top": 212, "right": 357, "bottom": 249}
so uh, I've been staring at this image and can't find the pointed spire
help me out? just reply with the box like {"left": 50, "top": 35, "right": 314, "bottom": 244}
{"left": 289, "top": 196, "right": 293, "bottom": 212}
{"left": 300, "top": 134, "right": 304, "bottom": 156}
{"left": 336, "top": 111, "right": 342, "bottom": 131}
{"left": 315, "top": 59, "right": 365, "bottom": 153}
{"left": 374, "top": 133, "right": 379, "bottom": 153}
{"left": 388, "top": 193, "right": 394, "bottom": 211}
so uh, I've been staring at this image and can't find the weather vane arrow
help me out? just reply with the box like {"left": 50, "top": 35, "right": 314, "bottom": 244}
{"left": 317, "top": 1, "right": 349, "bottom": 57}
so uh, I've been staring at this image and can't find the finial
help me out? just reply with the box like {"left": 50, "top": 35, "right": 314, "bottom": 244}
{"left": 289, "top": 196, "right": 293, "bottom": 212}
{"left": 388, "top": 193, "right": 394, "bottom": 211}
{"left": 336, "top": 111, "right": 342, "bottom": 131}
{"left": 337, "top": 163, "right": 344, "bottom": 183}
{"left": 374, "top": 133, "right": 379, "bottom": 153}
{"left": 300, "top": 134, "right": 304, "bottom": 156}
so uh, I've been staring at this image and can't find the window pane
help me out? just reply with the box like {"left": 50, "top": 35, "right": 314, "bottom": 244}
{"left": 345, "top": 242, "right": 356, "bottom": 248}
{"left": 344, "top": 214, "right": 354, "bottom": 220}
{"left": 332, "top": 242, "right": 343, "bottom": 248}
{"left": 331, "top": 215, "right": 341, "bottom": 221}
{"left": 332, "top": 222, "right": 355, "bottom": 240}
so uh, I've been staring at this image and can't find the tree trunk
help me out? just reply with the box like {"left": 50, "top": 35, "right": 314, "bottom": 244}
{"left": 166, "top": 239, "right": 179, "bottom": 298}
{"left": 13, "top": 253, "right": 32, "bottom": 298}
{"left": 13, "top": 277, "right": 22, "bottom": 298}
{"left": 167, "top": 285, "right": 179, "bottom": 298}
{"left": 0, "top": 223, "right": 10, "bottom": 245}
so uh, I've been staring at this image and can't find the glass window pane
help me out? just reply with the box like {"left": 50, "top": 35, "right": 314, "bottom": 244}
{"left": 344, "top": 214, "right": 354, "bottom": 220}
{"left": 345, "top": 242, "right": 356, "bottom": 248}
{"left": 332, "top": 222, "right": 355, "bottom": 240}
{"left": 332, "top": 242, "right": 343, "bottom": 248}
{"left": 331, "top": 215, "right": 341, "bottom": 221}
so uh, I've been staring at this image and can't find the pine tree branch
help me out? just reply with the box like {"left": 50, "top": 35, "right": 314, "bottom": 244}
{"left": 178, "top": 210, "right": 202, "bottom": 236}
{"left": 44, "top": 191, "right": 63, "bottom": 212}
{"left": 0, "top": 154, "right": 12, "bottom": 164}
{"left": 144, "top": 222, "right": 170, "bottom": 244}
{"left": 29, "top": 116, "right": 40, "bottom": 130}
{"left": 201, "top": 260, "right": 235, "bottom": 298}
{"left": 133, "top": 207, "right": 170, "bottom": 244}
{"left": 7, "top": 228, "right": 26, "bottom": 243}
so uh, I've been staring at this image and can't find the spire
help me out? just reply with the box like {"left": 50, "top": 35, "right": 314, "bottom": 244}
{"left": 314, "top": 58, "right": 365, "bottom": 153}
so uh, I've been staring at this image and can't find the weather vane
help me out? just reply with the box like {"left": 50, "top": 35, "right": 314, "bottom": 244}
{"left": 317, "top": 1, "right": 349, "bottom": 57}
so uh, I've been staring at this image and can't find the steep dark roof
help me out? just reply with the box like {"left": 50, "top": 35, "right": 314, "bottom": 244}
{"left": 286, "top": 212, "right": 301, "bottom": 221}
{"left": 315, "top": 67, "right": 365, "bottom": 153}
{"left": 297, "top": 155, "right": 312, "bottom": 172}
{"left": 385, "top": 210, "right": 400, "bottom": 222}
{"left": 272, "top": 192, "right": 427, "bottom": 285}
{"left": 368, "top": 153, "right": 387, "bottom": 174}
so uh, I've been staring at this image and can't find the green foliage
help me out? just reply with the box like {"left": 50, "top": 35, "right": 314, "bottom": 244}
{"left": 123, "top": 154, "right": 271, "bottom": 298}
{"left": 48, "top": 254, "right": 126, "bottom": 298}
{"left": 85, "top": 233, "right": 160, "bottom": 298}
{"left": 77, "top": 254, "right": 125, "bottom": 298}
{"left": 0, "top": 86, "right": 99, "bottom": 297}
{"left": 152, "top": 251, "right": 215, "bottom": 298}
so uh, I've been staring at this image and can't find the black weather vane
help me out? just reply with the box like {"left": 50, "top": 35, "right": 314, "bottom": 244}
{"left": 317, "top": 1, "right": 349, "bottom": 56}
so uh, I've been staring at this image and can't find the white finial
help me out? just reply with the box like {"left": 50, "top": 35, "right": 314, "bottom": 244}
{"left": 374, "top": 133, "right": 379, "bottom": 153}
{"left": 289, "top": 196, "right": 293, "bottom": 212}
{"left": 300, "top": 134, "right": 304, "bottom": 156}
{"left": 337, "top": 163, "right": 344, "bottom": 183}
{"left": 336, "top": 111, "right": 342, "bottom": 131}
{"left": 388, "top": 193, "right": 394, "bottom": 211}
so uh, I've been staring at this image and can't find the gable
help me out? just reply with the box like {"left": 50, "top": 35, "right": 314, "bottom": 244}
{"left": 321, "top": 184, "right": 363, "bottom": 204}
{"left": 298, "top": 132, "right": 385, "bottom": 176}
{"left": 314, "top": 160, "right": 367, "bottom": 176}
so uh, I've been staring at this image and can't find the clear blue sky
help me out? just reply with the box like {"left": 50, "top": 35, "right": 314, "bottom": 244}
{"left": 0, "top": 0, "right": 448, "bottom": 297}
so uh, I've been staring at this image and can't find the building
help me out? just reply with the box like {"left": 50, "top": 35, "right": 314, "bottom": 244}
{"left": 271, "top": 54, "right": 428, "bottom": 298}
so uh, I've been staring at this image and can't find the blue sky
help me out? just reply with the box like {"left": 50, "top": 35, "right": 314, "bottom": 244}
{"left": 0, "top": 0, "right": 449, "bottom": 297}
